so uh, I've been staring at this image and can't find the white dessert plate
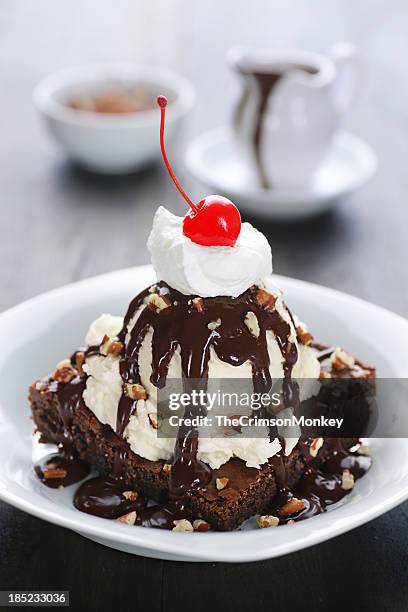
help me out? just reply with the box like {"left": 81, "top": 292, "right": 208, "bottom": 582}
{"left": 0, "top": 265, "right": 407, "bottom": 563}
{"left": 185, "top": 128, "right": 377, "bottom": 220}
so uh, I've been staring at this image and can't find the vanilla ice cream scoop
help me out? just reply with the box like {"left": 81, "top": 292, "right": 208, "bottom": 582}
{"left": 82, "top": 292, "right": 320, "bottom": 468}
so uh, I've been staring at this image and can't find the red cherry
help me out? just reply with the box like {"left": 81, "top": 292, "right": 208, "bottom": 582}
{"left": 182, "top": 195, "right": 241, "bottom": 247}
{"left": 157, "top": 95, "right": 241, "bottom": 247}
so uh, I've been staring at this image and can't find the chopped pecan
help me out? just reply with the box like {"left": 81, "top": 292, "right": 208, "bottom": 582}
{"left": 122, "top": 490, "right": 138, "bottom": 501}
{"left": 193, "top": 519, "right": 210, "bottom": 532}
{"left": 255, "top": 289, "right": 277, "bottom": 311}
{"left": 53, "top": 360, "right": 77, "bottom": 383}
{"left": 192, "top": 297, "right": 204, "bottom": 313}
{"left": 277, "top": 497, "right": 305, "bottom": 517}
{"left": 146, "top": 293, "right": 171, "bottom": 312}
{"left": 341, "top": 469, "right": 355, "bottom": 490}
{"left": 330, "top": 347, "right": 355, "bottom": 371}
{"left": 117, "top": 511, "right": 137, "bottom": 525}
{"left": 296, "top": 325, "right": 314, "bottom": 346}
{"left": 309, "top": 437, "right": 324, "bottom": 458}
{"left": 215, "top": 477, "right": 229, "bottom": 491}
{"left": 172, "top": 519, "right": 193, "bottom": 532}
{"left": 256, "top": 515, "right": 279, "bottom": 528}
{"left": 43, "top": 467, "right": 67, "bottom": 480}
{"left": 125, "top": 383, "right": 148, "bottom": 401}
{"left": 162, "top": 463, "right": 172, "bottom": 475}
{"left": 100, "top": 335, "right": 123, "bottom": 357}
{"left": 319, "top": 371, "right": 332, "bottom": 379}
{"left": 207, "top": 318, "right": 221, "bottom": 331}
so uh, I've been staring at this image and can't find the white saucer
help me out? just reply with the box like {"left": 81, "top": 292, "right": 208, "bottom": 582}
{"left": 185, "top": 128, "right": 377, "bottom": 220}
{"left": 0, "top": 266, "right": 407, "bottom": 562}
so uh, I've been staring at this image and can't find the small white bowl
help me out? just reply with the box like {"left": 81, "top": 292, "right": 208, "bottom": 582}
{"left": 33, "top": 63, "right": 196, "bottom": 174}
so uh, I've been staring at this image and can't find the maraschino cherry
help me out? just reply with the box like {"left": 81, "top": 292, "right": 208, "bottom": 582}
{"left": 157, "top": 95, "right": 241, "bottom": 247}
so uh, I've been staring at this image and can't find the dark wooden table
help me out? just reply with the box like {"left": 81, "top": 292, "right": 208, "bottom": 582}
{"left": 1, "top": 2, "right": 407, "bottom": 611}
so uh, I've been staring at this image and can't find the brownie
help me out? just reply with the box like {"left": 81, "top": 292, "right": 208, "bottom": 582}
{"left": 29, "top": 346, "right": 375, "bottom": 531}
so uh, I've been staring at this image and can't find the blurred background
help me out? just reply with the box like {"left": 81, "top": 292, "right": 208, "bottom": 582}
{"left": 1, "top": 0, "right": 407, "bottom": 317}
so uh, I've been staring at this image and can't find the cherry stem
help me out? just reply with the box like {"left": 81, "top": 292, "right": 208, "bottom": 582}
{"left": 157, "top": 95, "right": 198, "bottom": 213}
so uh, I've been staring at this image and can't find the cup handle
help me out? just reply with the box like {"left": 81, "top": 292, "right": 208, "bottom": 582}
{"left": 327, "top": 42, "right": 361, "bottom": 115}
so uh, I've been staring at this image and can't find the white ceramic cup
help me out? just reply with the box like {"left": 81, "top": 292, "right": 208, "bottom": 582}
{"left": 228, "top": 44, "right": 359, "bottom": 189}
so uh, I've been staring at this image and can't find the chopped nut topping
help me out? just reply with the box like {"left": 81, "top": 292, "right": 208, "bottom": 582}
{"left": 207, "top": 318, "right": 221, "bottom": 331}
{"left": 117, "top": 511, "right": 137, "bottom": 525}
{"left": 43, "top": 467, "right": 67, "bottom": 480}
{"left": 357, "top": 444, "right": 371, "bottom": 457}
{"left": 341, "top": 469, "right": 355, "bottom": 490}
{"left": 162, "top": 463, "right": 172, "bottom": 475}
{"left": 244, "top": 311, "right": 260, "bottom": 338}
{"left": 148, "top": 414, "right": 158, "bottom": 429}
{"left": 192, "top": 297, "right": 204, "bottom": 313}
{"left": 256, "top": 515, "right": 279, "bottom": 528}
{"left": 216, "top": 477, "right": 229, "bottom": 491}
{"left": 55, "top": 359, "right": 71, "bottom": 369}
{"left": 123, "top": 490, "right": 138, "bottom": 501}
{"left": 146, "top": 293, "right": 171, "bottom": 312}
{"left": 52, "top": 360, "right": 77, "bottom": 383}
{"left": 100, "top": 335, "right": 124, "bottom": 357}
{"left": 255, "top": 289, "right": 277, "bottom": 311}
{"left": 330, "top": 347, "right": 355, "bottom": 371}
{"left": 75, "top": 351, "right": 85, "bottom": 377}
{"left": 125, "top": 383, "right": 148, "bottom": 401}
{"left": 287, "top": 520, "right": 296, "bottom": 525}
{"left": 193, "top": 519, "right": 210, "bottom": 532}
{"left": 296, "top": 325, "right": 314, "bottom": 346}
{"left": 319, "top": 371, "right": 332, "bottom": 379}
{"left": 277, "top": 497, "right": 306, "bottom": 517}
{"left": 172, "top": 519, "right": 194, "bottom": 532}
{"left": 309, "top": 437, "right": 324, "bottom": 458}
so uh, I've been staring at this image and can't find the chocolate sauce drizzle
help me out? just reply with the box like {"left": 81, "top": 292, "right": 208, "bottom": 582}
{"left": 35, "top": 453, "right": 89, "bottom": 489}
{"left": 66, "top": 282, "right": 299, "bottom": 527}
{"left": 74, "top": 476, "right": 145, "bottom": 519}
{"left": 113, "top": 282, "right": 297, "bottom": 526}
{"left": 268, "top": 439, "right": 371, "bottom": 523}
{"left": 34, "top": 376, "right": 90, "bottom": 488}
{"left": 35, "top": 282, "right": 372, "bottom": 530}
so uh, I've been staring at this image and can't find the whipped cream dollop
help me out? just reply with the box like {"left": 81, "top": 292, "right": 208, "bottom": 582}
{"left": 147, "top": 206, "right": 272, "bottom": 297}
